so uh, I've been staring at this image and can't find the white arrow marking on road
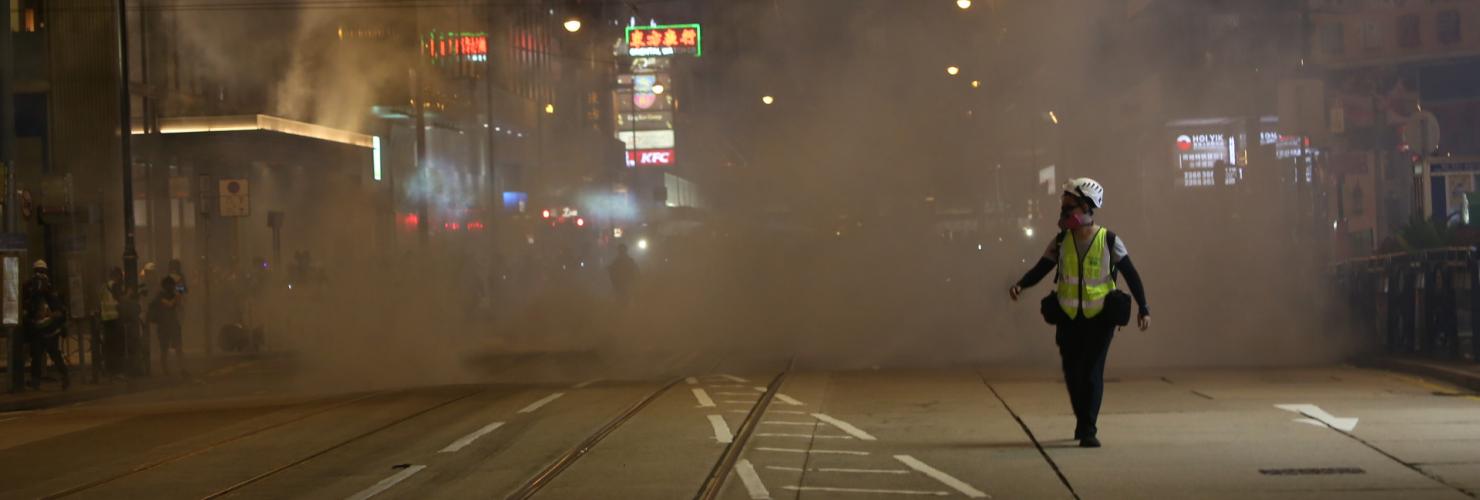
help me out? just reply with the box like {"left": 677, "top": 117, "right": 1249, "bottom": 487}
{"left": 439, "top": 421, "right": 504, "bottom": 453}
{"left": 708, "top": 414, "right": 734, "bottom": 443}
{"left": 735, "top": 459, "right": 771, "bottom": 499}
{"left": 518, "top": 392, "right": 565, "bottom": 414}
{"left": 346, "top": 465, "right": 426, "bottom": 500}
{"left": 895, "top": 455, "right": 991, "bottom": 498}
{"left": 812, "top": 413, "right": 877, "bottom": 441}
{"left": 1275, "top": 404, "right": 1359, "bottom": 432}
{"left": 692, "top": 388, "right": 716, "bottom": 407}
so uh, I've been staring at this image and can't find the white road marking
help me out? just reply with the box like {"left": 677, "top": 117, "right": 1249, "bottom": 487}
{"left": 755, "top": 433, "right": 854, "bottom": 439}
{"left": 518, "top": 392, "right": 565, "bottom": 414}
{"left": 761, "top": 421, "right": 816, "bottom": 426}
{"left": 692, "top": 388, "right": 716, "bottom": 407}
{"left": 766, "top": 410, "right": 807, "bottom": 415}
{"left": 439, "top": 421, "right": 505, "bottom": 453}
{"left": 1275, "top": 404, "right": 1359, "bottom": 432}
{"left": 346, "top": 465, "right": 427, "bottom": 500}
{"left": 766, "top": 465, "right": 909, "bottom": 474}
{"left": 572, "top": 379, "right": 602, "bottom": 389}
{"left": 735, "top": 459, "right": 771, "bottom": 499}
{"left": 715, "top": 392, "right": 755, "bottom": 396}
{"left": 722, "top": 400, "right": 758, "bottom": 404}
{"left": 812, "top": 413, "right": 877, "bottom": 441}
{"left": 781, "top": 486, "right": 948, "bottom": 496}
{"left": 711, "top": 384, "right": 748, "bottom": 389}
{"left": 708, "top": 414, "right": 735, "bottom": 443}
{"left": 895, "top": 455, "right": 990, "bottom": 498}
{"left": 755, "top": 447, "right": 870, "bottom": 456}
{"left": 719, "top": 374, "right": 749, "bottom": 383}
{"left": 686, "top": 377, "right": 699, "bottom": 385}
{"left": 752, "top": 387, "right": 805, "bottom": 406}
{"left": 0, "top": 417, "right": 22, "bottom": 424}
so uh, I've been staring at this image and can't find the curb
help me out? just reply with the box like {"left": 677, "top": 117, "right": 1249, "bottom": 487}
{"left": 1356, "top": 356, "right": 1480, "bottom": 393}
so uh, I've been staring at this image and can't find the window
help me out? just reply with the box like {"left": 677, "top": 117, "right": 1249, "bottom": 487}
{"left": 1398, "top": 14, "right": 1421, "bottom": 48}
{"left": 1439, "top": 10, "right": 1461, "bottom": 45}
{"left": 1322, "top": 22, "right": 1345, "bottom": 55}
{"left": 1361, "top": 20, "right": 1381, "bottom": 50}
{"left": 9, "top": 0, "right": 41, "bottom": 32}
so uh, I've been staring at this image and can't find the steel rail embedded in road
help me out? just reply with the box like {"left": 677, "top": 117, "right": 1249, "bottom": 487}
{"left": 42, "top": 391, "right": 387, "bottom": 499}
{"left": 198, "top": 387, "right": 487, "bottom": 499}
{"left": 693, "top": 358, "right": 793, "bottom": 500}
{"left": 504, "top": 377, "right": 684, "bottom": 500}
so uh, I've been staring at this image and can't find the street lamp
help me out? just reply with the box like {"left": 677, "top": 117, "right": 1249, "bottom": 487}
{"left": 545, "top": 103, "right": 555, "bottom": 114}
{"left": 563, "top": 18, "right": 582, "bottom": 33}
{"left": 946, "top": 66, "right": 960, "bottom": 76}
{"left": 957, "top": 0, "right": 972, "bottom": 9}
{"left": 971, "top": 80, "right": 981, "bottom": 88}
{"left": 1048, "top": 111, "right": 1059, "bottom": 124}
{"left": 762, "top": 95, "right": 775, "bottom": 105}
{"left": 652, "top": 84, "right": 665, "bottom": 95}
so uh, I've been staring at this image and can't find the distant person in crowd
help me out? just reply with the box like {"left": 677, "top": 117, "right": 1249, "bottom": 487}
{"left": 1010, "top": 178, "right": 1150, "bottom": 448}
{"left": 608, "top": 244, "right": 639, "bottom": 307}
{"left": 100, "top": 267, "right": 128, "bottom": 379}
{"left": 150, "top": 275, "right": 186, "bottom": 377}
{"left": 24, "top": 260, "right": 68, "bottom": 390}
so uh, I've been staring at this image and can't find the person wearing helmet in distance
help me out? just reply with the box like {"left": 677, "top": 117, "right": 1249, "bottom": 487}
{"left": 1009, "top": 178, "right": 1150, "bottom": 448}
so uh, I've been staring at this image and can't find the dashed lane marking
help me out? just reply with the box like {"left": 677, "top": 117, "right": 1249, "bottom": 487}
{"left": 686, "top": 377, "right": 699, "bottom": 385}
{"left": 708, "top": 414, "right": 734, "bottom": 443}
{"left": 692, "top": 388, "right": 717, "bottom": 408}
{"left": 518, "top": 393, "right": 565, "bottom": 414}
{"left": 812, "top": 413, "right": 877, "bottom": 441}
{"left": 895, "top": 455, "right": 991, "bottom": 498}
{"left": 781, "top": 486, "right": 948, "bottom": 496}
{"left": 756, "top": 447, "right": 869, "bottom": 456}
{"left": 439, "top": 421, "right": 504, "bottom": 453}
{"left": 766, "top": 465, "right": 909, "bottom": 474}
{"left": 718, "top": 374, "right": 749, "bottom": 383}
{"left": 346, "top": 465, "right": 426, "bottom": 500}
{"left": 572, "top": 379, "right": 602, "bottom": 389}
{"left": 755, "top": 433, "right": 854, "bottom": 439}
{"left": 735, "top": 459, "right": 771, "bottom": 499}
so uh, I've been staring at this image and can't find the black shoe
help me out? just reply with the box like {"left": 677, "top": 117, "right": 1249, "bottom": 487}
{"left": 1079, "top": 437, "right": 1101, "bottom": 448}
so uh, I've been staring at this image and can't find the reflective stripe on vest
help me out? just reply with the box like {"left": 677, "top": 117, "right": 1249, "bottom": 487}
{"left": 1057, "top": 228, "right": 1116, "bottom": 319}
{"left": 100, "top": 284, "right": 119, "bottom": 321}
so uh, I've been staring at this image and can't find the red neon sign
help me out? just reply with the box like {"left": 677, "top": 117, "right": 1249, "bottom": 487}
{"left": 625, "top": 149, "right": 675, "bottom": 167}
{"left": 423, "top": 32, "right": 488, "bottom": 61}
{"left": 627, "top": 24, "right": 701, "bottom": 57}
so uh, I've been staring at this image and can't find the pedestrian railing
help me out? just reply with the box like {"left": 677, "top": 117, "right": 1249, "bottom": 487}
{"left": 1334, "top": 247, "right": 1478, "bottom": 362}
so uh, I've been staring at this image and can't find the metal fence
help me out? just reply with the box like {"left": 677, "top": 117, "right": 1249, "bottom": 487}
{"left": 1335, "top": 247, "right": 1479, "bottom": 362}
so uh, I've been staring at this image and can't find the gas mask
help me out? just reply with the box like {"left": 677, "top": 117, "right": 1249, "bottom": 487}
{"left": 1058, "top": 206, "right": 1092, "bottom": 231}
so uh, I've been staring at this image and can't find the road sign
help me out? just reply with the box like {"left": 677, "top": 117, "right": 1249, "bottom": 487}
{"left": 219, "top": 179, "right": 250, "bottom": 217}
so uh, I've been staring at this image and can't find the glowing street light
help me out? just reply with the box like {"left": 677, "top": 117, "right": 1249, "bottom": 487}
{"left": 957, "top": 0, "right": 972, "bottom": 9}
{"left": 1048, "top": 111, "right": 1059, "bottom": 124}
{"left": 545, "top": 103, "right": 555, "bottom": 114}
{"left": 971, "top": 80, "right": 981, "bottom": 88}
{"left": 761, "top": 95, "right": 775, "bottom": 105}
{"left": 652, "top": 84, "right": 666, "bottom": 95}
{"left": 563, "top": 18, "right": 582, "bottom": 33}
{"left": 946, "top": 66, "right": 960, "bottom": 76}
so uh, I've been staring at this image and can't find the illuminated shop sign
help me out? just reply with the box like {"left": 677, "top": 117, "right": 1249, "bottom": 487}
{"left": 1174, "top": 133, "right": 1233, "bottom": 170}
{"left": 626, "top": 149, "right": 675, "bottom": 167}
{"left": 423, "top": 31, "right": 488, "bottom": 62}
{"left": 626, "top": 24, "right": 701, "bottom": 57}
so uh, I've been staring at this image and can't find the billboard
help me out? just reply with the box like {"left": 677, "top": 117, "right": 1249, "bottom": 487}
{"left": 626, "top": 24, "right": 701, "bottom": 57}
{"left": 617, "top": 130, "right": 675, "bottom": 150}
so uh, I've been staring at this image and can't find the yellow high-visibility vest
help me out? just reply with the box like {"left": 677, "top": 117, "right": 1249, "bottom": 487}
{"left": 1057, "top": 228, "right": 1116, "bottom": 319}
{"left": 100, "top": 283, "right": 119, "bottom": 321}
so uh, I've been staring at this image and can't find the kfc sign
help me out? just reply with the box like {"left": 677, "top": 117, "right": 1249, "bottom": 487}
{"left": 626, "top": 149, "right": 676, "bottom": 167}
{"left": 626, "top": 24, "right": 702, "bottom": 57}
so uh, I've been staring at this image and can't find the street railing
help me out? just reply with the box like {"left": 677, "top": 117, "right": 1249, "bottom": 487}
{"left": 1334, "top": 246, "right": 1478, "bottom": 362}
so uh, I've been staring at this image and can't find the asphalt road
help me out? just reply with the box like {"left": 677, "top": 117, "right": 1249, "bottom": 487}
{"left": 1, "top": 353, "right": 1478, "bottom": 500}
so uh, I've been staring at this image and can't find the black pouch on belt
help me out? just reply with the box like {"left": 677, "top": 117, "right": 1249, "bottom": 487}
{"left": 1040, "top": 292, "right": 1068, "bottom": 325}
{"left": 1104, "top": 289, "right": 1132, "bottom": 327}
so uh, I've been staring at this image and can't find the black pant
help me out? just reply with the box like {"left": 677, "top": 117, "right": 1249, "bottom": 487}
{"left": 28, "top": 332, "right": 68, "bottom": 387}
{"left": 1056, "top": 318, "right": 1115, "bottom": 440}
{"left": 102, "top": 320, "right": 125, "bottom": 376}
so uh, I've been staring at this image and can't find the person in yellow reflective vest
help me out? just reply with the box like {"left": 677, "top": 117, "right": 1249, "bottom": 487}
{"left": 1010, "top": 178, "right": 1151, "bottom": 448}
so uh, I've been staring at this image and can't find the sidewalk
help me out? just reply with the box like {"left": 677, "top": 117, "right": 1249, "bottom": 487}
{"left": 0, "top": 352, "right": 281, "bottom": 413}
{"left": 1359, "top": 355, "right": 1480, "bottom": 393}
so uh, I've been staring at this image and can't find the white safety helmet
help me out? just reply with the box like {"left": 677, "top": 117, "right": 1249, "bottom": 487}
{"left": 32, "top": 260, "right": 47, "bottom": 270}
{"left": 1063, "top": 177, "right": 1105, "bottom": 209}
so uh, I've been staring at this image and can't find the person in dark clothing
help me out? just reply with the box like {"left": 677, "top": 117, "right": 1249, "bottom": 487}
{"left": 150, "top": 275, "right": 186, "bottom": 377}
{"left": 1010, "top": 178, "right": 1150, "bottom": 448}
{"left": 100, "top": 267, "right": 127, "bottom": 378}
{"left": 24, "top": 260, "right": 68, "bottom": 390}
{"left": 608, "top": 244, "right": 639, "bottom": 306}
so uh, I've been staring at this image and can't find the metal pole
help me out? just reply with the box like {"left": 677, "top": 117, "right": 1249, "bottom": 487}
{"left": 483, "top": 8, "right": 499, "bottom": 244}
{"left": 116, "top": 0, "right": 142, "bottom": 376}
{"left": 411, "top": 69, "right": 430, "bottom": 246}
{"left": 2, "top": 0, "right": 19, "bottom": 392}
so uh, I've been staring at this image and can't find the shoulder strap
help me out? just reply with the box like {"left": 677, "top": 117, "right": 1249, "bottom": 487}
{"left": 1105, "top": 229, "right": 1119, "bottom": 281}
{"left": 1052, "top": 231, "right": 1067, "bottom": 283}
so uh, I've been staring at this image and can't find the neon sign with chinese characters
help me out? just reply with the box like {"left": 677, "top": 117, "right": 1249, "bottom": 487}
{"left": 626, "top": 24, "right": 701, "bottom": 57}
{"left": 423, "top": 31, "right": 488, "bottom": 63}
